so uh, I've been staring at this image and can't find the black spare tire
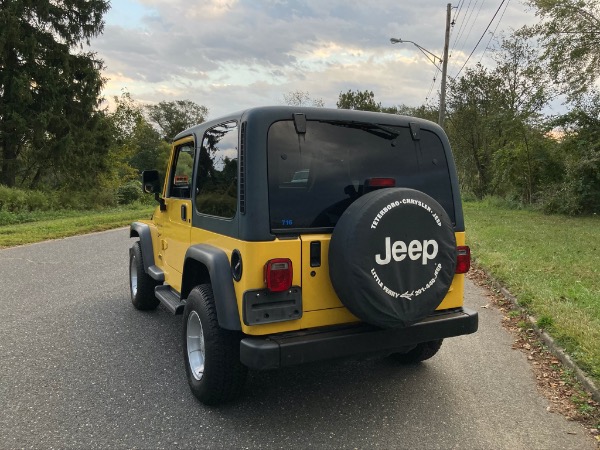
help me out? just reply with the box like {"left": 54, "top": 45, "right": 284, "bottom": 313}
{"left": 329, "top": 188, "right": 457, "bottom": 328}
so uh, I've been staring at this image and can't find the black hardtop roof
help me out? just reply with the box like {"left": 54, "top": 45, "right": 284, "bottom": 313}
{"left": 172, "top": 106, "right": 444, "bottom": 142}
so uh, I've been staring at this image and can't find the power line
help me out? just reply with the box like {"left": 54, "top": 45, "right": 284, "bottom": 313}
{"left": 450, "top": 0, "right": 473, "bottom": 55}
{"left": 452, "top": 0, "right": 465, "bottom": 23}
{"left": 478, "top": 0, "right": 511, "bottom": 64}
{"left": 459, "top": 0, "right": 486, "bottom": 59}
{"left": 424, "top": 72, "right": 438, "bottom": 104}
{"left": 449, "top": 0, "right": 487, "bottom": 78}
{"left": 452, "top": 0, "right": 507, "bottom": 80}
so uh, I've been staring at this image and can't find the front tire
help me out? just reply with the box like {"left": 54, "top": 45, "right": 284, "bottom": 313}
{"left": 183, "top": 284, "right": 248, "bottom": 405}
{"left": 129, "top": 242, "right": 160, "bottom": 310}
{"left": 388, "top": 339, "right": 443, "bottom": 363}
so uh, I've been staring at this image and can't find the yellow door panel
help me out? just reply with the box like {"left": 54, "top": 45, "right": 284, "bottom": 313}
{"left": 162, "top": 198, "right": 192, "bottom": 292}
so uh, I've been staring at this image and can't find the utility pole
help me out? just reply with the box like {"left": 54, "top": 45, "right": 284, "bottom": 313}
{"left": 438, "top": 3, "right": 451, "bottom": 128}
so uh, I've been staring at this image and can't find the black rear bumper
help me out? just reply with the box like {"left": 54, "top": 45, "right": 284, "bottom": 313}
{"left": 240, "top": 307, "right": 478, "bottom": 370}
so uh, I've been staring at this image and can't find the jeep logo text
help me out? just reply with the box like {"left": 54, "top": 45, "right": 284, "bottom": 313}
{"left": 375, "top": 237, "right": 439, "bottom": 265}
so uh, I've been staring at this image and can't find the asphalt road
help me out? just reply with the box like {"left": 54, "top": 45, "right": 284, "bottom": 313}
{"left": 0, "top": 229, "right": 595, "bottom": 449}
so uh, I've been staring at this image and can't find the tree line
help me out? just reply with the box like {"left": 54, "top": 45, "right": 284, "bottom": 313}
{"left": 0, "top": 0, "right": 598, "bottom": 215}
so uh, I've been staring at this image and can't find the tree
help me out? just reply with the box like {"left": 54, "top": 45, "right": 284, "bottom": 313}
{"left": 527, "top": 0, "right": 600, "bottom": 98}
{"left": 447, "top": 65, "right": 504, "bottom": 198}
{"left": 282, "top": 90, "right": 324, "bottom": 107}
{"left": 487, "top": 32, "right": 556, "bottom": 203}
{"left": 543, "top": 91, "right": 600, "bottom": 214}
{"left": 145, "top": 100, "right": 209, "bottom": 141}
{"left": 107, "top": 91, "right": 170, "bottom": 183}
{"left": 446, "top": 32, "right": 556, "bottom": 202}
{"left": 382, "top": 104, "right": 439, "bottom": 122}
{"left": 0, "top": 0, "right": 109, "bottom": 187}
{"left": 491, "top": 30, "right": 552, "bottom": 122}
{"left": 336, "top": 90, "right": 381, "bottom": 112}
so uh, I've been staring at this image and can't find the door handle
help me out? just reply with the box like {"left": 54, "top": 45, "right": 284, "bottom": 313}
{"left": 310, "top": 241, "right": 321, "bottom": 267}
{"left": 181, "top": 204, "right": 187, "bottom": 221}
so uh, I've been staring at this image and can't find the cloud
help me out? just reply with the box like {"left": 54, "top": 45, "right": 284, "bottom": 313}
{"left": 93, "top": 0, "right": 537, "bottom": 118}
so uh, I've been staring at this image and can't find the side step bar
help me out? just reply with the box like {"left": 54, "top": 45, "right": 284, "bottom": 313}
{"left": 155, "top": 285, "right": 185, "bottom": 315}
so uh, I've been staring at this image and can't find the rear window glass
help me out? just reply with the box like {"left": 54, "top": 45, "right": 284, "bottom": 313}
{"left": 267, "top": 120, "right": 455, "bottom": 232}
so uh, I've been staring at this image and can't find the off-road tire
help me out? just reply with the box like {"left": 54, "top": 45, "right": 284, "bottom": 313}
{"left": 389, "top": 339, "right": 443, "bottom": 363}
{"left": 183, "top": 284, "right": 248, "bottom": 405}
{"left": 129, "top": 242, "right": 160, "bottom": 310}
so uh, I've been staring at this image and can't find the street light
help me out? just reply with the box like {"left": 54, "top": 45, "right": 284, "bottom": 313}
{"left": 390, "top": 4, "right": 451, "bottom": 128}
{"left": 390, "top": 38, "right": 442, "bottom": 70}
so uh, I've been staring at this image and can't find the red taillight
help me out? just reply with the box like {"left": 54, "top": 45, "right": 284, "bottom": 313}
{"left": 264, "top": 258, "right": 293, "bottom": 292}
{"left": 366, "top": 177, "right": 396, "bottom": 188}
{"left": 456, "top": 246, "right": 471, "bottom": 274}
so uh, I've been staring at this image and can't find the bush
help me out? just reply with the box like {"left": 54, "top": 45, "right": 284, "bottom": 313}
{"left": 480, "top": 195, "right": 523, "bottom": 210}
{"left": 461, "top": 191, "right": 478, "bottom": 203}
{"left": 56, "top": 187, "right": 118, "bottom": 210}
{"left": 538, "top": 147, "right": 600, "bottom": 216}
{"left": 0, "top": 186, "right": 26, "bottom": 212}
{"left": 25, "top": 190, "right": 55, "bottom": 211}
{"left": 0, "top": 186, "right": 57, "bottom": 213}
{"left": 538, "top": 181, "right": 582, "bottom": 215}
{"left": 116, "top": 180, "right": 143, "bottom": 205}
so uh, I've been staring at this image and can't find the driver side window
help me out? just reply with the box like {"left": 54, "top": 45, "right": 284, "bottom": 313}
{"left": 168, "top": 143, "right": 195, "bottom": 199}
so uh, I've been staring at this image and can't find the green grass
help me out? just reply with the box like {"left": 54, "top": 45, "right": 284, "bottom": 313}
{"left": 464, "top": 200, "right": 600, "bottom": 384}
{"left": 0, "top": 205, "right": 154, "bottom": 248}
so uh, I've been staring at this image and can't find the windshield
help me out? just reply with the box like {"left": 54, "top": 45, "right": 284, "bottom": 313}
{"left": 267, "top": 120, "right": 455, "bottom": 232}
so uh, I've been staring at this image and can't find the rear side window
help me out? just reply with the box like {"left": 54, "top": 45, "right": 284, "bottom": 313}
{"left": 267, "top": 120, "right": 454, "bottom": 232}
{"left": 195, "top": 121, "right": 238, "bottom": 218}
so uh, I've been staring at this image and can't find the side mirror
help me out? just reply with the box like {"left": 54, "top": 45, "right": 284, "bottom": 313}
{"left": 142, "top": 170, "right": 160, "bottom": 194}
{"left": 142, "top": 170, "right": 166, "bottom": 211}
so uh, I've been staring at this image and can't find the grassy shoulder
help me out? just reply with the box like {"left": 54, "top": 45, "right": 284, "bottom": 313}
{"left": 0, "top": 205, "right": 154, "bottom": 248}
{"left": 464, "top": 199, "right": 600, "bottom": 385}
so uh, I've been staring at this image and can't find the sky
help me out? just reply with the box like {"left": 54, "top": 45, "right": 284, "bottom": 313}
{"left": 91, "top": 0, "right": 539, "bottom": 119}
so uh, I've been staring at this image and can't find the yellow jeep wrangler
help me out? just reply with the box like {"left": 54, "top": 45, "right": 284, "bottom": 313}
{"left": 129, "top": 106, "right": 477, "bottom": 405}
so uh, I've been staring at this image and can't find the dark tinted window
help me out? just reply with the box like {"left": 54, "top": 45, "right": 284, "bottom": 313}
{"left": 267, "top": 120, "right": 454, "bottom": 231}
{"left": 195, "top": 121, "right": 238, "bottom": 218}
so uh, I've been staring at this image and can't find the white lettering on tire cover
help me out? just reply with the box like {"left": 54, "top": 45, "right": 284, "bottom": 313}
{"left": 370, "top": 198, "right": 445, "bottom": 301}
{"left": 375, "top": 237, "right": 438, "bottom": 265}
{"left": 371, "top": 264, "right": 442, "bottom": 300}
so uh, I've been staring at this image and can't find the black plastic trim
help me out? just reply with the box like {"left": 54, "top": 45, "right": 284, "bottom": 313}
{"left": 182, "top": 244, "right": 241, "bottom": 330}
{"left": 409, "top": 121, "right": 421, "bottom": 140}
{"left": 129, "top": 222, "right": 155, "bottom": 273}
{"left": 293, "top": 113, "right": 307, "bottom": 134}
{"left": 147, "top": 265, "right": 165, "bottom": 282}
{"left": 240, "top": 307, "right": 478, "bottom": 370}
{"left": 239, "top": 121, "right": 247, "bottom": 215}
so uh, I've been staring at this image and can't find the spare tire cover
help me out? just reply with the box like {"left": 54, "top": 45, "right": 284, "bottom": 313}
{"left": 329, "top": 188, "right": 457, "bottom": 328}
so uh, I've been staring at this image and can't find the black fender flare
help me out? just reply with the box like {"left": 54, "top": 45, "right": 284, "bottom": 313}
{"left": 130, "top": 222, "right": 155, "bottom": 273}
{"left": 182, "top": 244, "right": 241, "bottom": 331}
